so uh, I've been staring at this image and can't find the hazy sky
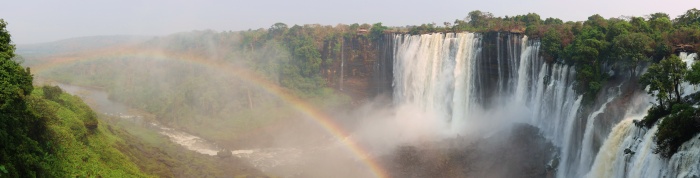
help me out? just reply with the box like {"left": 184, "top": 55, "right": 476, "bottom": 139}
{"left": 1, "top": 0, "right": 698, "bottom": 44}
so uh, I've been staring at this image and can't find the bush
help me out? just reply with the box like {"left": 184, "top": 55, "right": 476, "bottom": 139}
{"left": 83, "top": 111, "right": 99, "bottom": 131}
{"left": 640, "top": 104, "right": 670, "bottom": 128}
{"left": 42, "top": 85, "right": 63, "bottom": 102}
{"left": 653, "top": 103, "right": 700, "bottom": 158}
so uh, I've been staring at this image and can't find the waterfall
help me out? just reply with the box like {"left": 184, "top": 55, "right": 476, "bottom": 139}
{"left": 390, "top": 32, "right": 699, "bottom": 178}
{"left": 586, "top": 115, "right": 700, "bottom": 178}
{"left": 392, "top": 31, "right": 582, "bottom": 160}
{"left": 576, "top": 83, "right": 624, "bottom": 177}
{"left": 583, "top": 52, "right": 700, "bottom": 178}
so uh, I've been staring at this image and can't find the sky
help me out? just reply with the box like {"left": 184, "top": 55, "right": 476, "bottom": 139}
{"left": 1, "top": 0, "right": 698, "bottom": 44}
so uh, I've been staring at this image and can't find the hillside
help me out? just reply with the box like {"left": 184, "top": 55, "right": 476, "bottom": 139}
{"left": 27, "top": 85, "right": 265, "bottom": 177}
{"left": 1, "top": 20, "right": 264, "bottom": 177}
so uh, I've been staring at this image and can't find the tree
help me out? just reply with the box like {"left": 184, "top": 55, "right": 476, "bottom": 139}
{"left": 543, "top": 17, "right": 563, "bottom": 25}
{"left": 686, "top": 60, "right": 700, "bottom": 85}
{"left": 611, "top": 33, "right": 653, "bottom": 76}
{"left": 467, "top": 10, "right": 493, "bottom": 29}
{"left": 541, "top": 28, "right": 562, "bottom": 60}
{"left": 648, "top": 12, "right": 670, "bottom": 21}
{"left": 606, "top": 20, "right": 631, "bottom": 41}
{"left": 675, "top": 8, "right": 700, "bottom": 27}
{"left": 565, "top": 25, "right": 607, "bottom": 98}
{"left": 0, "top": 20, "right": 15, "bottom": 60}
{"left": 649, "top": 15, "right": 672, "bottom": 33}
{"left": 630, "top": 17, "right": 651, "bottom": 33}
{"left": 268, "top": 22, "right": 288, "bottom": 39}
{"left": 0, "top": 19, "right": 52, "bottom": 177}
{"left": 369, "top": 22, "right": 388, "bottom": 40}
{"left": 517, "top": 13, "right": 542, "bottom": 26}
{"left": 653, "top": 103, "right": 699, "bottom": 158}
{"left": 584, "top": 14, "right": 608, "bottom": 33}
{"left": 640, "top": 55, "right": 687, "bottom": 107}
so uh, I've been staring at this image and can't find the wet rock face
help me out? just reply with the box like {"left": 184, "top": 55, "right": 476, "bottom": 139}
{"left": 366, "top": 32, "right": 527, "bottom": 106}
{"left": 382, "top": 124, "right": 556, "bottom": 178}
{"left": 473, "top": 32, "right": 524, "bottom": 108}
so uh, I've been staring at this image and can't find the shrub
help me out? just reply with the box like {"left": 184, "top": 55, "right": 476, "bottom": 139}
{"left": 640, "top": 104, "right": 670, "bottom": 128}
{"left": 42, "top": 85, "right": 63, "bottom": 102}
{"left": 653, "top": 103, "right": 700, "bottom": 158}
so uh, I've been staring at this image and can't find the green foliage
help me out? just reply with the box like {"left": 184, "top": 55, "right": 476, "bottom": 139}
{"left": 544, "top": 17, "right": 563, "bottom": 25}
{"left": 29, "top": 87, "right": 148, "bottom": 177}
{"left": 640, "top": 51, "right": 700, "bottom": 158}
{"left": 467, "top": 10, "right": 494, "bottom": 29}
{"left": 687, "top": 61, "right": 700, "bottom": 85}
{"left": 653, "top": 103, "right": 700, "bottom": 158}
{"left": 640, "top": 55, "right": 687, "bottom": 107}
{"left": 370, "top": 23, "right": 388, "bottom": 40}
{"left": 0, "top": 20, "right": 15, "bottom": 60}
{"left": 630, "top": 17, "right": 652, "bottom": 33}
{"left": 0, "top": 19, "right": 54, "bottom": 177}
{"left": 649, "top": 14, "right": 672, "bottom": 33}
{"left": 408, "top": 23, "right": 440, "bottom": 35}
{"left": 640, "top": 104, "right": 670, "bottom": 128}
{"left": 675, "top": 8, "right": 700, "bottom": 27}
{"left": 541, "top": 28, "right": 562, "bottom": 60}
{"left": 611, "top": 32, "right": 653, "bottom": 75}
{"left": 42, "top": 85, "right": 63, "bottom": 102}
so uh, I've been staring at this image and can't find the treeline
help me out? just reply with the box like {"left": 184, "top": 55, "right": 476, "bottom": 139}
{"left": 137, "top": 21, "right": 389, "bottom": 96}
{"left": 236, "top": 22, "right": 389, "bottom": 95}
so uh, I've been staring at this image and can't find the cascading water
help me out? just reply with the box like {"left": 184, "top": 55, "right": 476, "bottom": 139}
{"left": 390, "top": 31, "right": 700, "bottom": 178}
{"left": 586, "top": 108, "right": 700, "bottom": 178}
{"left": 393, "top": 32, "right": 581, "bottom": 174}
{"left": 584, "top": 52, "right": 700, "bottom": 178}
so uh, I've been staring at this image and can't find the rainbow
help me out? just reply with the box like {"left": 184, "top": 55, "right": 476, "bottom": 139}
{"left": 30, "top": 48, "right": 390, "bottom": 178}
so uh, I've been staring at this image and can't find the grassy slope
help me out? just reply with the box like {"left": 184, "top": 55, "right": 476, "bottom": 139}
{"left": 31, "top": 88, "right": 149, "bottom": 177}
{"left": 31, "top": 86, "right": 265, "bottom": 177}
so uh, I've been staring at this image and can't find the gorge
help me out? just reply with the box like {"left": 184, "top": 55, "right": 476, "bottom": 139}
{"left": 7, "top": 8, "right": 700, "bottom": 178}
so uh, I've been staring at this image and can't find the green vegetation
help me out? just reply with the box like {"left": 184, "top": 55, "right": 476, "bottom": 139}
{"left": 1, "top": 19, "right": 54, "bottom": 177}
{"left": 2, "top": 19, "right": 262, "bottom": 177}
{"left": 28, "top": 86, "right": 148, "bottom": 177}
{"left": 653, "top": 103, "right": 699, "bottom": 158}
{"left": 639, "top": 54, "right": 700, "bottom": 158}
{"left": 2, "top": 19, "right": 150, "bottom": 176}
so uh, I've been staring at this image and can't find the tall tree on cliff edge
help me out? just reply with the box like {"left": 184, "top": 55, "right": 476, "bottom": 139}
{"left": 0, "top": 19, "right": 52, "bottom": 177}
